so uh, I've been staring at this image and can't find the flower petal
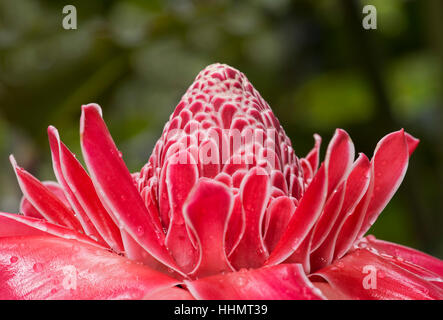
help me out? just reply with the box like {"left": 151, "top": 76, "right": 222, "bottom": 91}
{"left": 304, "top": 134, "right": 322, "bottom": 173}
{"left": 164, "top": 150, "right": 199, "bottom": 273}
{"left": 184, "top": 264, "right": 325, "bottom": 300}
{"left": 312, "top": 282, "right": 350, "bottom": 300}
{"left": 47, "top": 127, "right": 107, "bottom": 247}
{"left": 311, "top": 248, "right": 443, "bottom": 300}
{"left": 266, "top": 165, "right": 327, "bottom": 266}
{"left": 0, "top": 236, "right": 180, "bottom": 300}
{"left": 325, "top": 129, "right": 355, "bottom": 196}
{"left": 119, "top": 229, "right": 177, "bottom": 278}
{"left": 225, "top": 194, "right": 244, "bottom": 256}
{"left": 229, "top": 167, "right": 270, "bottom": 269}
{"left": 310, "top": 182, "right": 346, "bottom": 252}
{"left": 10, "top": 156, "right": 83, "bottom": 232}
{"left": 80, "top": 104, "right": 181, "bottom": 275}
{"left": 310, "top": 154, "right": 371, "bottom": 271}
{"left": 20, "top": 181, "right": 69, "bottom": 220}
{"left": 358, "top": 129, "right": 409, "bottom": 238}
{"left": 405, "top": 132, "right": 419, "bottom": 156}
{"left": 0, "top": 212, "right": 102, "bottom": 248}
{"left": 49, "top": 126, "right": 123, "bottom": 252}
{"left": 361, "top": 236, "right": 443, "bottom": 277}
{"left": 263, "top": 196, "right": 296, "bottom": 253}
{"left": 19, "top": 197, "right": 44, "bottom": 219}
{"left": 332, "top": 154, "right": 371, "bottom": 259}
{"left": 184, "top": 179, "right": 235, "bottom": 278}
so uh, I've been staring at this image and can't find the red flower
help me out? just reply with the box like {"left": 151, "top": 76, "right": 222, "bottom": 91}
{"left": 1, "top": 64, "right": 442, "bottom": 300}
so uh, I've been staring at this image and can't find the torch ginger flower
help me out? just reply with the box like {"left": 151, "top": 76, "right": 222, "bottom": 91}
{"left": 1, "top": 64, "right": 442, "bottom": 300}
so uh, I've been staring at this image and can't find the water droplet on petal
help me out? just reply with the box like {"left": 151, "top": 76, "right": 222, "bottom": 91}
{"left": 136, "top": 226, "right": 145, "bottom": 236}
{"left": 33, "top": 263, "right": 43, "bottom": 272}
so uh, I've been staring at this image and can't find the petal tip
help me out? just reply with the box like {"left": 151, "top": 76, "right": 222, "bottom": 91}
{"left": 80, "top": 103, "right": 103, "bottom": 136}
{"left": 405, "top": 132, "right": 420, "bottom": 156}
{"left": 9, "top": 154, "right": 18, "bottom": 169}
{"left": 81, "top": 103, "right": 103, "bottom": 117}
{"left": 47, "top": 126, "right": 60, "bottom": 143}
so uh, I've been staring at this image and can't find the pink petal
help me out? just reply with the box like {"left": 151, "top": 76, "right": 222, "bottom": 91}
{"left": 49, "top": 126, "right": 124, "bottom": 252}
{"left": 312, "top": 282, "right": 350, "bottom": 300}
{"left": 332, "top": 154, "right": 372, "bottom": 259}
{"left": 225, "top": 194, "right": 245, "bottom": 256}
{"left": 19, "top": 181, "right": 69, "bottom": 220}
{"left": 358, "top": 130, "right": 409, "bottom": 238}
{"left": 405, "top": 132, "right": 419, "bottom": 156}
{"left": 198, "top": 139, "right": 220, "bottom": 178}
{"left": 80, "top": 104, "right": 180, "bottom": 275}
{"left": 300, "top": 159, "right": 314, "bottom": 183}
{"left": 304, "top": 134, "right": 322, "bottom": 173}
{"left": 0, "top": 236, "right": 180, "bottom": 300}
{"left": 310, "top": 182, "right": 346, "bottom": 252}
{"left": 284, "top": 229, "right": 313, "bottom": 273}
{"left": 158, "top": 162, "right": 171, "bottom": 230}
{"left": 184, "top": 264, "right": 325, "bottom": 300}
{"left": 10, "top": 156, "right": 83, "bottom": 232}
{"left": 270, "top": 170, "right": 288, "bottom": 194}
{"left": 184, "top": 179, "right": 235, "bottom": 278}
{"left": 164, "top": 150, "right": 199, "bottom": 273}
{"left": 354, "top": 242, "right": 443, "bottom": 288}
{"left": 325, "top": 129, "right": 355, "bottom": 196}
{"left": 0, "top": 212, "right": 102, "bottom": 248}
{"left": 20, "top": 181, "right": 74, "bottom": 220}
{"left": 361, "top": 236, "right": 443, "bottom": 277}
{"left": 263, "top": 196, "right": 295, "bottom": 253}
{"left": 47, "top": 126, "right": 108, "bottom": 247}
{"left": 310, "top": 155, "right": 371, "bottom": 271}
{"left": 229, "top": 167, "right": 270, "bottom": 269}
{"left": 41, "top": 181, "right": 72, "bottom": 207}
{"left": 311, "top": 248, "right": 443, "bottom": 300}
{"left": 120, "top": 229, "right": 177, "bottom": 277}
{"left": 19, "top": 197, "right": 44, "bottom": 219}
{"left": 266, "top": 165, "right": 327, "bottom": 266}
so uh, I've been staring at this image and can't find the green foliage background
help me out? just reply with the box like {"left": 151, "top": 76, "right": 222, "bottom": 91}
{"left": 0, "top": 0, "right": 442, "bottom": 258}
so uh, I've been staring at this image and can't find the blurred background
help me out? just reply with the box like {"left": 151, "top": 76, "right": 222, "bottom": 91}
{"left": 0, "top": 0, "right": 442, "bottom": 258}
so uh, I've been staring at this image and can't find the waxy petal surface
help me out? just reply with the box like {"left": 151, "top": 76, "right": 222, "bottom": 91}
{"left": 304, "top": 134, "right": 322, "bottom": 174}
{"left": 80, "top": 104, "right": 180, "bottom": 275}
{"left": 184, "top": 179, "right": 234, "bottom": 278}
{"left": 325, "top": 129, "right": 355, "bottom": 195}
{"left": 332, "top": 154, "right": 371, "bottom": 259}
{"left": 310, "top": 155, "right": 371, "bottom": 271}
{"left": 49, "top": 126, "right": 123, "bottom": 252}
{"left": 20, "top": 181, "right": 69, "bottom": 220}
{"left": 185, "top": 264, "right": 325, "bottom": 300}
{"left": 0, "top": 236, "right": 179, "bottom": 300}
{"left": 165, "top": 150, "right": 199, "bottom": 273}
{"left": 361, "top": 236, "right": 443, "bottom": 277}
{"left": 229, "top": 167, "right": 270, "bottom": 269}
{"left": 310, "top": 182, "right": 346, "bottom": 252}
{"left": 48, "top": 127, "right": 107, "bottom": 247}
{"left": 312, "top": 248, "right": 443, "bottom": 300}
{"left": 358, "top": 130, "right": 409, "bottom": 238}
{"left": 10, "top": 156, "right": 83, "bottom": 232}
{"left": 266, "top": 165, "right": 327, "bottom": 266}
{"left": 264, "top": 196, "right": 295, "bottom": 252}
{"left": 0, "top": 212, "right": 101, "bottom": 248}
